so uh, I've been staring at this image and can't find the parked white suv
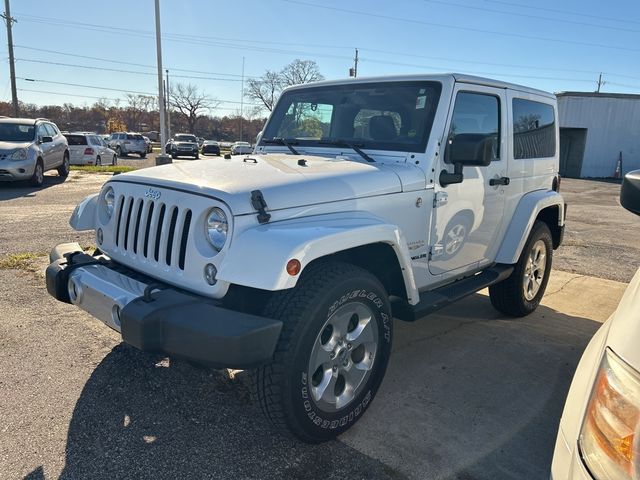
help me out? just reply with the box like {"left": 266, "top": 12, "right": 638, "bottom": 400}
{"left": 108, "top": 132, "right": 147, "bottom": 158}
{"left": 0, "top": 117, "right": 70, "bottom": 187}
{"left": 64, "top": 133, "right": 117, "bottom": 166}
{"left": 46, "top": 74, "right": 565, "bottom": 442}
{"left": 551, "top": 170, "right": 640, "bottom": 480}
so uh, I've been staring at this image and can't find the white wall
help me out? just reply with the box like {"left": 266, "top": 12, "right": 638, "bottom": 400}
{"left": 558, "top": 95, "right": 640, "bottom": 177}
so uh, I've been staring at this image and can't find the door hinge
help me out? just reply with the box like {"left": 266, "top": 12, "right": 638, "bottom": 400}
{"left": 428, "top": 244, "right": 443, "bottom": 260}
{"left": 433, "top": 191, "right": 448, "bottom": 208}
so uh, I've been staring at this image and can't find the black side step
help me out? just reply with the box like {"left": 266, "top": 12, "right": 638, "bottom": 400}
{"left": 391, "top": 265, "right": 514, "bottom": 322}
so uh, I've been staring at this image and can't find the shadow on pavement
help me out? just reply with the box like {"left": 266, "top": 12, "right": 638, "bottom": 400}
{"left": 55, "top": 345, "right": 396, "bottom": 480}
{"left": 341, "top": 292, "right": 600, "bottom": 480}
{"left": 0, "top": 174, "right": 67, "bottom": 201}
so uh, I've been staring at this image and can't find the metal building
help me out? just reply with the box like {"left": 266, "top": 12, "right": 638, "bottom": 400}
{"left": 556, "top": 92, "right": 640, "bottom": 178}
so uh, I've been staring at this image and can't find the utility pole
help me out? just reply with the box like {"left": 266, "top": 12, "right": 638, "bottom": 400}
{"left": 154, "top": 0, "right": 170, "bottom": 162}
{"left": 349, "top": 48, "right": 359, "bottom": 78}
{"left": 239, "top": 56, "right": 245, "bottom": 141}
{"left": 165, "top": 69, "right": 171, "bottom": 140}
{"left": 596, "top": 72, "right": 605, "bottom": 93}
{"left": 2, "top": 0, "right": 18, "bottom": 116}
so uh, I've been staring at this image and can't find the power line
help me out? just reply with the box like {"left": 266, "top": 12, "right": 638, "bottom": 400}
{"left": 13, "top": 45, "right": 254, "bottom": 78}
{"left": 15, "top": 58, "right": 245, "bottom": 82}
{"left": 16, "top": 77, "right": 263, "bottom": 106}
{"left": 14, "top": 15, "right": 354, "bottom": 62}
{"left": 15, "top": 88, "right": 259, "bottom": 112}
{"left": 422, "top": 0, "right": 640, "bottom": 34}
{"left": 282, "top": 0, "right": 640, "bottom": 53}
{"left": 482, "top": 0, "right": 640, "bottom": 27}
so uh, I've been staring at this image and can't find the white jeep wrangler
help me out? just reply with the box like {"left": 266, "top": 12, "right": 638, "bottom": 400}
{"left": 46, "top": 74, "right": 565, "bottom": 443}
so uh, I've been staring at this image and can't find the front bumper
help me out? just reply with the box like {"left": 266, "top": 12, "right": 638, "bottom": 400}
{"left": 45, "top": 243, "right": 282, "bottom": 369}
{"left": 0, "top": 158, "right": 36, "bottom": 181}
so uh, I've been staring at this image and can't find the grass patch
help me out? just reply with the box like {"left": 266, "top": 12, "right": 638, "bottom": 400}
{"left": 0, "top": 252, "right": 45, "bottom": 270}
{"left": 71, "top": 165, "right": 135, "bottom": 173}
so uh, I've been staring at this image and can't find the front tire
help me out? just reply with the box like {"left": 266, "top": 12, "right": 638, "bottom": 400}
{"left": 140, "top": 152, "right": 146, "bottom": 159}
{"left": 30, "top": 160, "right": 45, "bottom": 187}
{"left": 252, "top": 261, "right": 393, "bottom": 443}
{"left": 489, "top": 220, "right": 553, "bottom": 317}
{"left": 57, "top": 152, "right": 70, "bottom": 178}
{"left": 112, "top": 155, "right": 117, "bottom": 165}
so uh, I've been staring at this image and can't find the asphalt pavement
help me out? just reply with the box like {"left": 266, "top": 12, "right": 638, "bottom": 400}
{"left": 0, "top": 170, "right": 637, "bottom": 479}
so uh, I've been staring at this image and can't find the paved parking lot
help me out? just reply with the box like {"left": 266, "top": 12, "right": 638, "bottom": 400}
{"left": 0, "top": 171, "right": 637, "bottom": 479}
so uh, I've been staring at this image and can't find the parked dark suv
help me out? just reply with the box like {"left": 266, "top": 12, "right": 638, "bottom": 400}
{"left": 0, "top": 117, "right": 70, "bottom": 186}
{"left": 165, "top": 133, "right": 199, "bottom": 159}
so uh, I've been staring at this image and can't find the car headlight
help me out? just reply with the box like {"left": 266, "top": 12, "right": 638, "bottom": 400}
{"left": 10, "top": 148, "right": 28, "bottom": 161}
{"left": 102, "top": 186, "right": 115, "bottom": 219}
{"left": 579, "top": 348, "right": 640, "bottom": 480}
{"left": 205, "top": 207, "right": 228, "bottom": 252}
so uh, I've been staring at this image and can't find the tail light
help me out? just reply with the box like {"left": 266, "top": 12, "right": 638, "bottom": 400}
{"left": 84, "top": 148, "right": 95, "bottom": 155}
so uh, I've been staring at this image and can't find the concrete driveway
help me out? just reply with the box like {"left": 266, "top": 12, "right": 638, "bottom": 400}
{"left": 0, "top": 172, "right": 633, "bottom": 479}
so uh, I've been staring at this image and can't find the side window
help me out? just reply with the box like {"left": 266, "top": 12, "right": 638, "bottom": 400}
{"left": 47, "top": 123, "right": 59, "bottom": 136}
{"left": 43, "top": 124, "right": 56, "bottom": 137}
{"left": 90, "top": 136, "right": 101, "bottom": 146}
{"left": 512, "top": 98, "right": 556, "bottom": 159}
{"left": 36, "top": 124, "right": 49, "bottom": 139}
{"left": 447, "top": 92, "right": 500, "bottom": 161}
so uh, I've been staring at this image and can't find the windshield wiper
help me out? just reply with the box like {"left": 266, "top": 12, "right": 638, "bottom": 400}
{"left": 318, "top": 139, "right": 375, "bottom": 163}
{"left": 262, "top": 137, "right": 299, "bottom": 155}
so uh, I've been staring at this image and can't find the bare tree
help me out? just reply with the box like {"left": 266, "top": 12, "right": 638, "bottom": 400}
{"left": 123, "top": 94, "right": 155, "bottom": 131}
{"left": 280, "top": 59, "right": 324, "bottom": 86}
{"left": 169, "top": 83, "right": 218, "bottom": 133}
{"left": 245, "top": 59, "right": 324, "bottom": 112}
{"left": 245, "top": 70, "right": 283, "bottom": 112}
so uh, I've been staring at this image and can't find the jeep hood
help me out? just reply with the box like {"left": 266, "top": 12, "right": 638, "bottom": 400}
{"left": 113, "top": 153, "right": 424, "bottom": 215}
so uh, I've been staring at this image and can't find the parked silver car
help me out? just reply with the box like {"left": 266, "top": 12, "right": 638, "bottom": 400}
{"left": 230, "top": 141, "right": 252, "bottom": 155}
{"left": 107, "top": 132, "right": 147, "bottom": 158}
{"left": 64, "top": 133, "right": 117, "bottom": 166}
{"left": 0, "top": 117, "right": 70, "bottom": 187}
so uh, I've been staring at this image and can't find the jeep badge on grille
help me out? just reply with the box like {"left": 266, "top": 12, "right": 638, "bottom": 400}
{"left": 144, "top": 188, "right": 161, "bottom": 200}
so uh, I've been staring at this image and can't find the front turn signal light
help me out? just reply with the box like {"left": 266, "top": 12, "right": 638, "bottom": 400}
{"left": 579, "top": 348, "right": 640, "bottom": 480}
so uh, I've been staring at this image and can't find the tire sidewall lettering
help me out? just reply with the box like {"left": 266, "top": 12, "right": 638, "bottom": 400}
{"left": 296, "top": 287, "right": 391, "bottom": 432}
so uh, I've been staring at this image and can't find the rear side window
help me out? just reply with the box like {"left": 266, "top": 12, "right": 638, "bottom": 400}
{"left": 64, "top": 134, "right": 88, "bottom": 146}
{"left": 42, "top": 124, "right": 56, "bottom": 137}
{"left": 47, "top": 123, "right": 59, "bottom": 135}
{"left": 512, "top": 98, "right": 556, "bottom": 159}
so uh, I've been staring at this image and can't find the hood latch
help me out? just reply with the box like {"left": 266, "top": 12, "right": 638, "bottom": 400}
{"left": 251, "top": 190, "right": 271, "bottom": 224}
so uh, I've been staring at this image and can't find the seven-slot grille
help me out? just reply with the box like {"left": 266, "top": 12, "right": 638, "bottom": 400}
{"left": 113, "top": 193, "right": 192, "bottom": 270}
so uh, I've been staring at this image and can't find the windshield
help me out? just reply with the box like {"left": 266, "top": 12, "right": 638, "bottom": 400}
{"left": 261, "top": 81, "right": 442, "bottom": 153}
{"left": 0, "top": 123, "right": 36, "bottom": 142}
{"left": 175, "top": 134, "right": 197, "bottom": 142}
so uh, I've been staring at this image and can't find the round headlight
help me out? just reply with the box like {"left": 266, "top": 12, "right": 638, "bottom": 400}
{"left": 103, "top": 186, "right": 115, "bottom": 219}
{"left": 205, "top": 207, "right": 228, "bottom": 252}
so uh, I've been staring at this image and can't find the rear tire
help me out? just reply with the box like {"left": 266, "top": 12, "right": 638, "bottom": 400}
{"left": 30, "top": 160, "right": 44, "bottom": 187}
{"left": 112, "top": 155, "right": 117, "bottom": 166}
{"left": 489, "top": 220, "right": 553, "bottom": 317}
{"left": 57, "top": 152, "right": 70, "bottom": 178}
{"left": 140, "top": 153, "right": 146, "bottom": 159}
{"left": 96, "top": 156, "right": 101, "bottom": 167}
{"left": 251, "top": 261, "right": 393, "bottom": 443}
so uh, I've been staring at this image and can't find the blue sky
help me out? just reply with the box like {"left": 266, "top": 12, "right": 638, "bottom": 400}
{"left": 3, "top": 0, "right": 640, "bottom": 114}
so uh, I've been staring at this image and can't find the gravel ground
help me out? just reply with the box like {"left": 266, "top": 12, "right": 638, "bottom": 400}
{"left": 555, "top": 178, "right": 640, "bottom": 282}
{"left": 0, "top": 170, "right": 636, "bottom": 479}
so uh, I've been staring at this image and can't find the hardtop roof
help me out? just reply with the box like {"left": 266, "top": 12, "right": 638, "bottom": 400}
{"left": 282, "top": 73, "right": 555, "bottom": 99}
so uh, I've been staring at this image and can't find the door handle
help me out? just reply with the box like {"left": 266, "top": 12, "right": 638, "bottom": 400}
{"left": 489, "top": 176, "right": 510, "bottom": 186}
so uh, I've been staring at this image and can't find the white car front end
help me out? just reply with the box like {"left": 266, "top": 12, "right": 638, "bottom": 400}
{"left": 552, "top": 170, "right": 640, "bottom": 480}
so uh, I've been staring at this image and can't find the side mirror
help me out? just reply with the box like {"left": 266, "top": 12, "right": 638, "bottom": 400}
{"left": 447, "top": 133, "right": 494, "bottom": 166}
{"left": 40, "top": 136, "right": 53, "bottom": 144}
{"left": 440, "top": 133, "right": 495, "bottom": 186}
{"left": 620, "top": 169, "right": 640, "bottom": 216}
